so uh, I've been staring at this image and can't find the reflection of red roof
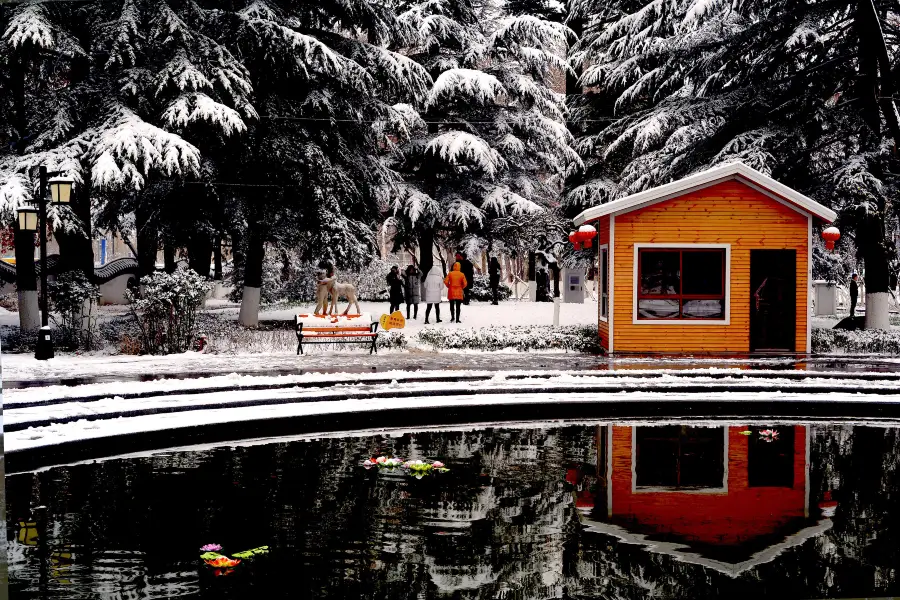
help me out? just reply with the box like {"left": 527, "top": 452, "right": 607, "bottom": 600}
{"left": 609, "top": 426, "right": 808, "bottom": 547}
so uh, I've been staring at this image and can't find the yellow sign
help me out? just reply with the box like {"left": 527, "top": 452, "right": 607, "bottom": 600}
{"left": 379, "top": 311, "right": 406, "bottom": 331}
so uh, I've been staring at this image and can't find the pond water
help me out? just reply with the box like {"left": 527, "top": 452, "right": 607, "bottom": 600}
{"left": 6, "top": 421, "right": 900, "bottom": 599}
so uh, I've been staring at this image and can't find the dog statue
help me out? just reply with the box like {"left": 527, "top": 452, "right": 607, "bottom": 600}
{"left": 327, "top": 280, "right": 361, "bottom": 316}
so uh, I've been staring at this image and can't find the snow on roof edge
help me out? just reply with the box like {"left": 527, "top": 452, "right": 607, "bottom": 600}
{"left": 573, "top": 162, "right": 838, "bottom": 225}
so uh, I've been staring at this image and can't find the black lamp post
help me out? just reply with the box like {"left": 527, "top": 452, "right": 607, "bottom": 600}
{"left": 16, "top": 166, "right": 74, "bottom": 360}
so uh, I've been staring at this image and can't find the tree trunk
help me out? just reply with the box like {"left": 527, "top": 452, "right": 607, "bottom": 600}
{"left": 280, "top": 248, "right": 292, "bottom": 283}
{"left": 163, "top": 241, "right": 176, "bottom": 273}
{"left": 239, "top": 222, "right": 265, "bottom": 327}
{"left": 213, "top": 235, "right": 223, "bottom": 281}
{"left": 56, "top": 175, "right": 94, "bottom": 279}
{"left": 418, "top": 228, "right": 435, "bottom": 279}
{"left": 188, "top": 234, "right": 213, "bottom": 278}
{"left": 14, "top": 226, "right": 39, "bottom": 331}
{"left": 230, "top": 226, "right": 245, "bottom": 288}
{"left": 136, "top": 202, "right": 158, "bottom": 279}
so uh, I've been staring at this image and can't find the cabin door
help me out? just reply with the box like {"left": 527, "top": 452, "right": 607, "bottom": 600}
{"left": 749, "top": 250, "right": 796, "bottom": 352}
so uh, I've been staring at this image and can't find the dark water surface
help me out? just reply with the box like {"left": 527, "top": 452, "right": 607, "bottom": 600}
{"left": 6, "top": 422, "right": 900, "bottom": 599}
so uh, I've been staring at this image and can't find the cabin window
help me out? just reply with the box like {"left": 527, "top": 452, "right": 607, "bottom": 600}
{"left": 600, "top": 247, "right": 609, "bottom": 319}
{"left": 637, "top": 248, "right": 726, "bottom": 320}
{"left": 635, "top": 426, "right": 726, "bottom": 490}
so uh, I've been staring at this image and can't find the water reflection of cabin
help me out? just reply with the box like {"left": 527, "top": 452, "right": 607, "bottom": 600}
{"left": 573, "top": 162, "right": 837, "bottom": 353}
{"left": 574, "top": 425, "right": 832, "bottom": 576}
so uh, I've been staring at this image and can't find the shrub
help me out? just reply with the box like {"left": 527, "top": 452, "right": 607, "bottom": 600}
{"left": 813, "top": 327, "right": 900, "bottom": 355}
{"left": 48, "top": 271, "right": 101, "bottom": 351}
{"left": 416, "top": 324, "right": 601, "bottom": 353}
{"left": 127, "top": 268, "right": 212, "bottom": 354}
{"left": 469, "top": 274, "right": 512, "bottom": 302}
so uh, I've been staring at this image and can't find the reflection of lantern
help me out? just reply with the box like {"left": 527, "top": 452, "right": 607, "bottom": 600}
{"left": 822, "top": 227, "right": 840, "bottom": 251}
{"left": 818, "top": 491, "right": 838, "bottom": 517}
{"left": 569, "top": 231, "right": 581, "bottom": 250}
{"left": 575, "top": 224, "right": 598, "bottom": 248}
{"left": 17, "top": 521, "right": 39, "bottom": 545}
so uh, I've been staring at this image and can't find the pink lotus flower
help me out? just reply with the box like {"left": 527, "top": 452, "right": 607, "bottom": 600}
{"left": 432, "top": 461, "right": 445, "bottom": 469}
{"left": 200, "top": 543, "right": 222, "bottom": 552}
{"left": 362, "top": 459, "right": 376, "bottom": 468}
{"left": 375, "top": 456, "right": 387, "bottom": 464}
{"left": 759, "top": 429, "right": 780, "bottom": 442}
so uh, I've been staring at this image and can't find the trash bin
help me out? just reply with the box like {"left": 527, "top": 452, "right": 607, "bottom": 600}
{"left": 813, "top": 280, "right": 836, "bottom": 316}
{"left": 562, "top": 268, "right": 586, "bottom": 303}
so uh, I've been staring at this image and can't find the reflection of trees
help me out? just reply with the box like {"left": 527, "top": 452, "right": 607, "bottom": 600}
{"left": 7, "top": 424, "right": 900, "bottom": 599}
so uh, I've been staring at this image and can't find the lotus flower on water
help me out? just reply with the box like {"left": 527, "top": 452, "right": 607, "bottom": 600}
{"left": 205, "top": 556, "right": 241, "bottom": 568}
{"left": 200, "top": 543, "right": 223, "bottom": 552}
{"left": 362, "top": 456, "right": 449, "bottom": 476}
{"left": 759, "top": 429, "right": 780, "bottom": 442}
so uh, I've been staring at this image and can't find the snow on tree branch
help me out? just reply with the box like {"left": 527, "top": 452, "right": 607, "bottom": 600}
{"left": 425, "top": 131, "right": 507, "bottom": 178}
{"left": 483, "top": 186, "right": 543, "bottom": 216}
{"left": 162, "top": 93, "right": 247, "bottom": 136}
{"left": 2, "top": 4, "right": 54, "bottom": 51}
{"left": 428, "top": 68, "right": 506, "bottom": 108}
{"left": 91, "top": 106, "right": 201, "bottom": 190}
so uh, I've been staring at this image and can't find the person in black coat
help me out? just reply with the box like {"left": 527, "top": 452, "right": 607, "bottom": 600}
{"left": 387, "top": 265, "right": 404, "bottom": 313}
{"left": 456, "top": 251, "right": 475, "bottom": 304}
{"left": 489, "top": 257, "right": 501, "bottom": 305}
{"left": 850, "top": 272, "right": 859, "bottom": 317}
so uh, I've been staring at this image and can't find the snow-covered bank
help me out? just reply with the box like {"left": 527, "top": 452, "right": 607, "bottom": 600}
{"left": 7, "top": 370, "right": 900, "bottom": 473}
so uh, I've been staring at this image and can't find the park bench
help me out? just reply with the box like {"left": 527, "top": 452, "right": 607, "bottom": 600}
{"left": 295, "top": 313, "right": 379, "bottom": 355}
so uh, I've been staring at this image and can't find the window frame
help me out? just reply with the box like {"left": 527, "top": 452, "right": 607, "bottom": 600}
{"left": 631, "top": 426, "right": 729, "bottom": 494}
{"left": 632, "top": 243, "right": 731, "bottom": 325}
{"left": 599, "top": 244, "right": 609, "bottom": 322}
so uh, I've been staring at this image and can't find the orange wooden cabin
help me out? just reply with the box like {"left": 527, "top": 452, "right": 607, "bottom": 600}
{"left": 578, "top": 424, "right": 832, "bottom": 576}
{"left": 574, "top": 162, "right": 837, "bottom": 353}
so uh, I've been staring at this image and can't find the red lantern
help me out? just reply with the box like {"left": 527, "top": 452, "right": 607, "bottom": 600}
{"left": 822, "top": 226, "right": 840, "bottom": 251}
{"left": 569, "top": 231, "right": 581, "bottom": 250}
{"left": 575, "top": 224, "right": 598, "bottom": 249}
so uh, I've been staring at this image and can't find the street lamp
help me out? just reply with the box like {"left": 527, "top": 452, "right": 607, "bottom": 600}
{"left": 16, "top": 166, "right": 74, "bottom": 360}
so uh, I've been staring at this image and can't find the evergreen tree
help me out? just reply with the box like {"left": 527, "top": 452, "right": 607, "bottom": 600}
{"left": 385, "top": 0, "right": 577, "bottom": 272}
{"left": 567, "top": 0, "right": 900, "bottom": 328}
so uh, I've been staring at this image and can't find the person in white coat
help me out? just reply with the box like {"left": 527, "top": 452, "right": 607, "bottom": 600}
{"left": 423, "top": 265, "right": 444, "bottom": 324}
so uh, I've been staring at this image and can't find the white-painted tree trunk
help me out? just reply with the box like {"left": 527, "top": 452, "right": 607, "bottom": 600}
{"left": 239, "top": 286, "right": 260, "bottom": 327}
{"left": 80, "top": 299, "right": 93, "bottom": 333}
{"left": 17, "top": 290, "right": 39, "bottom": 331}
{"left": 865, "top": 292, "right": 890, "bottom": 329}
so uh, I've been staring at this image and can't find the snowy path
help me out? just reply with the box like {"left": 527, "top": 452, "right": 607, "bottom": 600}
{"left": 6, "top": 369, "right": 900, "bottom": 473}
{"left": 8, "top": 351, "right": 900, "bottom": 387}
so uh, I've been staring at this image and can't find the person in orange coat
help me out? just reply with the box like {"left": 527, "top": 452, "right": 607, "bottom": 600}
{"left": 444, "top": 262, "right": 468, "bottom": 323}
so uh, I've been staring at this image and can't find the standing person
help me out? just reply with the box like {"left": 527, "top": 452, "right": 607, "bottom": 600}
{"left": 489, "top": 257, "right": 501, "bottom": 305}
{"left": 403, "top": 264, "right": 421, "bottom": 320}
{"left": 444, "top": 262, "right": 468, "bottom": 323}
{"left": 456, "top": 251, "right": 475, "bottom": 304}
{"left": 387, "top": 265, "right": 404, "bottom": 314}
{"left": 423, "top": 264, "right": 444, "bottom": 324}
{"left": 850, "top": 272, "right": 859, "bottom": 317}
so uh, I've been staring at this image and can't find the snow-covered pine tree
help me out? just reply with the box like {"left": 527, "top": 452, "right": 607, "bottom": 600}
{"left": 385, "top": 0, "right": 578, "bottom": 274}
{"left": 201, "top": 0, "right": 431, "bottom": 325}
{"left": 567, "top": 0, "right": 900, "bottom": 329}
{"left": 0, "top": 2, "right": 242, "bottom": 292}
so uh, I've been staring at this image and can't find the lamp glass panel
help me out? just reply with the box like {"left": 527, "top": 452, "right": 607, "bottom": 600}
{"left": 18, "top": 209, "right": 38, "bottom": 231}
{"left": 50, "top": 180, "right": 72, "bottom": 204}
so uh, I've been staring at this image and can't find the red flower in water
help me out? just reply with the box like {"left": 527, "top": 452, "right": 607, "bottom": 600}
{"left": 205, "top": 556, "right": 241, "bottom": 568}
